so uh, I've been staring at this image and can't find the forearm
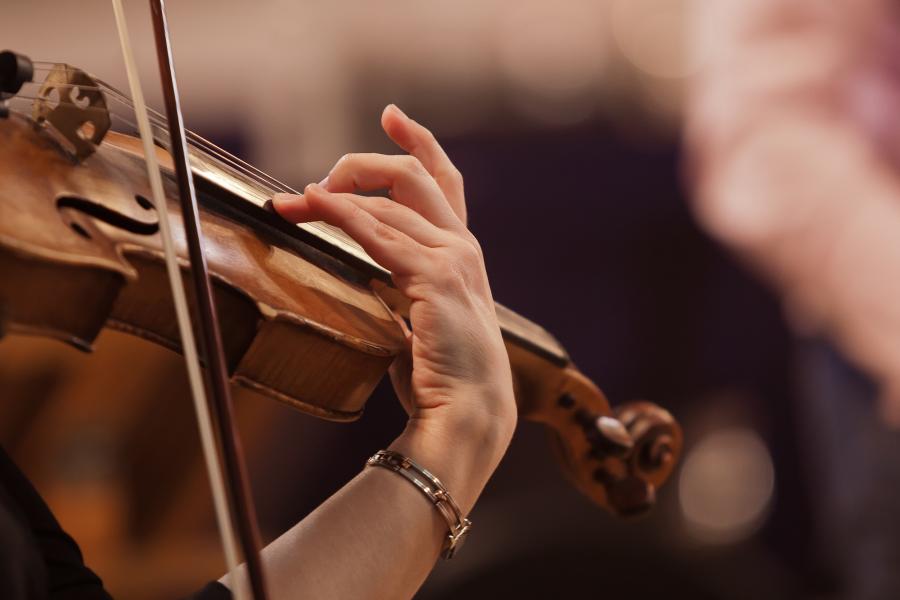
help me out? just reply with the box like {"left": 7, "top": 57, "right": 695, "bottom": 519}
{"left": 233, "top": 103, "right": 520, "bottom": 597}
{"left": 222, "top": 386, "right": 515, "bottom": 599}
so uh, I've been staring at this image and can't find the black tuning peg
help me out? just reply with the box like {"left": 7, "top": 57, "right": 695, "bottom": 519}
{"left": 0, "top": 51, "right": 33, "bottom": 96}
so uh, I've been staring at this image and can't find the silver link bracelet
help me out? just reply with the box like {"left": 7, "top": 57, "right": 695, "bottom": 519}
{"left": 366, "top": 449, "right": 472, "bottom": 559}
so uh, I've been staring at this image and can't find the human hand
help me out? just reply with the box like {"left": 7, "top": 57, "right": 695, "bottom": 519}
{"left": 272, "top": 105, "right": 516, "bottom": 467}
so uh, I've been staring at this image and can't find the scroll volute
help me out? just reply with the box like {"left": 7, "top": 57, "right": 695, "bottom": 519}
{"left": 513, "top": 347, "right": 682, "bottom": 516}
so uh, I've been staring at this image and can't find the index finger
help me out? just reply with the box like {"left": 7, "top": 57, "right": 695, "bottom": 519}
{"left": 381, "top": 104, "right": 467, "bottom": 225}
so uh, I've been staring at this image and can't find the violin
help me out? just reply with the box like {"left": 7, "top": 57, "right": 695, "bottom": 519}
{"left": 0, "top": 11, "right": 681, "bottom": 596}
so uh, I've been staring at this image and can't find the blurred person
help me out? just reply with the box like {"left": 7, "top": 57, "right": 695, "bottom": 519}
{"left": 686, "top": 0, "right": 900, "bottom": 597}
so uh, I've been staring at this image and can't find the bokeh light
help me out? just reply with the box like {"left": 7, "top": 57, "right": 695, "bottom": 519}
{"left": 678, "top": 427, "right": 775, "bottom": 544}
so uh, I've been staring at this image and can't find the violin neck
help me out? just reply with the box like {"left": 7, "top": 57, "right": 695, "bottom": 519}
{"left": 486, "top": 303, "right": 584, "bottom": 419}
{"left": 370, "top": 281, "right": 581, "bottom": 419}
{"left": 493, "top": 301, "right": 569, "bottom": 366}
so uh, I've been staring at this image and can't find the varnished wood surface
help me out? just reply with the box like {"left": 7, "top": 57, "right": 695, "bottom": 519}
{"left": 0, "top": 114, "right": 403, "bottom": 420}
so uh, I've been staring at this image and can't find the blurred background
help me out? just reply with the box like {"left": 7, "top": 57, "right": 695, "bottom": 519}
{"left": 3, "top": 0, "right": 899, "bottom": 598}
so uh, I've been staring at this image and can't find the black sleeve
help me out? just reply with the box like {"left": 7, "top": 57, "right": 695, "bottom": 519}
{"left": 0, "top": 445, "right": 111, "bottom": 600}
{"left": 0, "top": 446, "right": 230, "bottom": 600}
{"left": 186, "top": 582, "right": 232, "bottom": 600}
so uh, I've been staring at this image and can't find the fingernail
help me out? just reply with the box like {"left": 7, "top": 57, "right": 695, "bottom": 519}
{"left": 389, "top": 103, "right": 407, "bottom": 118}
{"left": 305, "top": 182, "right": 326, "bottom": 194}
{"left": 318, "top": 175, "right": 330, "bottom": 189}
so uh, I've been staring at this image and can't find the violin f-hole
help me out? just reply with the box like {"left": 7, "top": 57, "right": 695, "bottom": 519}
{"left": 57, "top": 194, "right": 160, "bottom": 238}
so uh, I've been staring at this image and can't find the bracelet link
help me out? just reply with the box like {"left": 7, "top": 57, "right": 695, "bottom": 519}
{"left": 366, "top": 449, "right": 472, "bottom": 559}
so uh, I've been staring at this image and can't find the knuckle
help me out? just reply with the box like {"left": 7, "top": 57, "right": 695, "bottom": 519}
{"left": 330, "top": 154, "right": 355, "bottom": 176}
{"left": 372, "top": 197, "right": 398, "bottom": 213}
{"left": 304, "top": 189, "right": 326, "bottom": 208}
{"left": 430, "top": 240, "right": 483, "bottom": 293}
{"left": 373, "top": 219, "right": 400, "bottom": 242}
{"left": 344, "top": 200, "right": 369, "bottom": 222}
{"left": 401, "top": 155, "right": 427, "bottom": 176}
{"left": 458, "top": 237, "right": 483, "bottom": 265}
{"left": 421, "top": 127, "right": 438, "bottom": 145}
{"left": 455, "top": 232, "right": 483, "bottom": 261}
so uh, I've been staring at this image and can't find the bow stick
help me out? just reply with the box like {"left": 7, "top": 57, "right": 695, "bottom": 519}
{"left": 110, "top": 1, "right": 268, "bottom": 598}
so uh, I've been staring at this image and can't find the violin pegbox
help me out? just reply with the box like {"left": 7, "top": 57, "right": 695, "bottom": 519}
{"left": 541, "top": 367, "right": 682, "bottom": 517}
{"left": 32, "top": 62, "right": 110, "bottom": 162}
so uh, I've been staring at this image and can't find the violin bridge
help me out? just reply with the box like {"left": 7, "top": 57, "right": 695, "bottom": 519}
{"left": 31, "top": 63, "right": 110, "bottom": 162}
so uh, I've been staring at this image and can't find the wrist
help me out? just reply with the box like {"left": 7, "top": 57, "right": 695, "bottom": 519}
{"left": 389, "top": 388, "right": 516, "bottom": 514}
{"left": 413, "top": 376, "right": 517, "bottom": 455}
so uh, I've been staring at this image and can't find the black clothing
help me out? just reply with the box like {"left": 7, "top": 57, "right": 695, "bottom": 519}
{"left": 0, "top": 446, "right": 230, "bottom": 599}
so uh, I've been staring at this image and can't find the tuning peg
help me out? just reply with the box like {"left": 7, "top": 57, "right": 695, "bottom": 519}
{"left": 606, "top": 476, "right": 656, "bottom": 517}
{"left": 575, "top": 409, "right": 634, "bottom": 459}
{"left": 0, "top": 51, "right": 33, "bottom": 96}
{"left": 592, "top": 467, "right": 656, "bottom": 516}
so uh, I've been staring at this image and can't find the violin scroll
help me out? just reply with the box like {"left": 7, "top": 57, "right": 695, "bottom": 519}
{"left": 518, "top": 359, "right": 681, "bottom": 517}
{"left": 615, "top": 401, "right": 680, "bottom": 491}
{"left": 600, "top": 401, "right": 681, "bottom": 516}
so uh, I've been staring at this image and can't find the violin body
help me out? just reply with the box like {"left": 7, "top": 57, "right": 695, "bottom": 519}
{"left": 0, "top": 113, "right": 403, "bottom": 419}
{"left": 0, "top": 79, "right": 681, "bottom": 515}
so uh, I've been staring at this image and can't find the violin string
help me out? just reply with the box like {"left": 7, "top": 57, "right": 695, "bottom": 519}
{"left": 104, "top": 105, "right": 368, "bottom": 257}
{"left": 20, "top": 75, "right": 325, "bottom": 216}
{"left": 24, "top": 84, "right": 296, "bottom": 196}
{"left": 16, "top": 90, "right": 292, "bottom": 204}
{"left": 15, "top": 76, "right": 368, "bottom": 258}
{"left": 15, "top": 89, "right": 298, "bottom": 203}
{"left": 97, "top": 79, "right": 300, "bottom": 195}
{"left": 19, "top": 79, "right": 296, "bottom": 195}
{"left": 101, "top": 85, "right": 366, "bottom": 251}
